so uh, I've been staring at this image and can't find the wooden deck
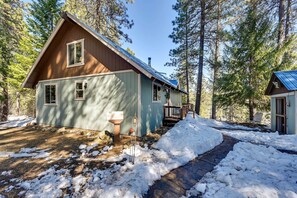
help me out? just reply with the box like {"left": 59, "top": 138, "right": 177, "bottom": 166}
{"left": 163, "top": 104, "right": 195, "bottom": 126}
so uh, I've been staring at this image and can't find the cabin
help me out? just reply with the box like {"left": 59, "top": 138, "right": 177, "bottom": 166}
{"left": 22, "top": 12, "right": 186, "bottom": 137}
{"left": 265, "top": 70, "right": 297, "bottom": 135}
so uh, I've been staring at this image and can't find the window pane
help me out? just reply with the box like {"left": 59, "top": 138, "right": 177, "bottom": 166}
{"left": 68, "top": 44, "right": 75, "bottom": 65}
{"left": 76, "top": 90, "right": 84, "bottom": 99}
{"left": 76, "top": 82, "right": 83, "bottom": 90}
{"left": 76, "top": 42, "right": 82, "bottom": 63}
{"left": 45, "top": 85, "right": 51, "bottom": 104}
{"left": 50, "top": 85, "right": 56, "bottom": 104}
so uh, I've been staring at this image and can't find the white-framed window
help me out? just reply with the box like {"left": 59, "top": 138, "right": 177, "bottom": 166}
{"left": 152, "top": 83, "right": 161, "bottom": 102}
{"left": 44, "top": 84, "right": 57, "bottom": 105}
{"left": 67, "top": 39, "right": 84, "bottom": 67}
{"left": 75, "top": 81, "right": 87, "bottom": 100}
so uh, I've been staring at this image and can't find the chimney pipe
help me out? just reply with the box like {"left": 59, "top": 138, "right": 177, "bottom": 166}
{"left": 148, "top": 57, "right": 151, "bottom": 67}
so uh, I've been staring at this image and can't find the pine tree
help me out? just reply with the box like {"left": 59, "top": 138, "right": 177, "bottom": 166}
{"left": 216, "top": 3, "right": 280, "bottom": 121}
{"left": 166, "top": 0, "right": 198, "bottom": 104}
{"left": 64, "top": 0, "right": 134, "bottom": 44}
{"left": 8, "top": 20, "right": 38, "bottom": 116}
{"left": 27, "top": 0, "right": 63, "bottom": 49}
{"left": 0, "top": 0, "right": 23, "bottom": 121}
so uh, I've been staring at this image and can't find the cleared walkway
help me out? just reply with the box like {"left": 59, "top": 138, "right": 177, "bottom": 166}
{"left": 144, "top": 135, "right": 239, "bottom": 198}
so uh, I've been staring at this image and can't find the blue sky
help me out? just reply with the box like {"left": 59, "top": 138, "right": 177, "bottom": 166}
{"left": 122, "top": 0, "right": 177, "bottom": 76}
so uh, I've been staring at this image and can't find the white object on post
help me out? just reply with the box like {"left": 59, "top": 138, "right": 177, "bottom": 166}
{"left": 107, "top": 111, "right": 124, "bottom": 145}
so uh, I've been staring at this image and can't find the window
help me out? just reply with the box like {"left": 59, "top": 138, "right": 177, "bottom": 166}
{"left": 153, "top": 83, "right": 161, "bottom": 102}
{"left": 75, "top": 81, "right": 87, "bottom": 100}
{"left": 67, "top": 39, "right": 84, "bottom": 67}
{"left": 45, "top": 84, "right": 57, "bottom": 104}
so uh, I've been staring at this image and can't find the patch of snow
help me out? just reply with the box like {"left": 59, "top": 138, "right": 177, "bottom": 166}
{"left": 1, "top": 147, "right": 51, "bottom": 159}
{"left": 220, "top": 130, "right": 297, "bottom": 152}
{"left": 19, "top": 167, "right": 71, "bottom": 198}
{"left": 186, "top": 142, "right": 297, "bottom": 198}
{"left": 0, "top": 115, "right": 35, "bottom": 129}
{"left": 0, "top": 151, "right": 14, "bottom": 158}
{"left": 72, "top": 175, "right": 87, "bottom": 193}
{"left": 1, "top": 170, "right": 12, "bottom": 176}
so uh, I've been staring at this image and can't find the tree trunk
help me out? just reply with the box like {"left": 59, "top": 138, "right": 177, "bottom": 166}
{"left": 185, "top": 4, "right": 190, "bottom": 104}
{"left": 211, "top": 0, "right": 221, "bottom": 120}
{"left": 278, "top": 0, "right": 285, "bottom": 46}
{"left": 285, "top": 0, "right": 291, "bottom": 40}
{"left": 16, "top": 92, "right": 20, "bottom": 116}
{"left": 1, "top": 77, "right": 9, "bottom": 121}
{"left": 195, "top": 0, "right": 205, "bottom": 115}
{"left": 249, "top": 98, "right": 254, "bottom": 122}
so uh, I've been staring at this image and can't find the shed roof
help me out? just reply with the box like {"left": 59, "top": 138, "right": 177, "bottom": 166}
{"left": 22, "top": 12, "right": 186, "bottom": 93}
{"left": 274, "top": 70, "right": 297, "bottom": 91}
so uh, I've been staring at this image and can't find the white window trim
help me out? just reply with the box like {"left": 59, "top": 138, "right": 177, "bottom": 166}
{"left": 152, "top": 82, "right": 162, "bottom": 103}
{"left": 44, "top": 83, "right": 58, "bottom": 106}
{"left": 67, "top": 39, "right": 85, "bottom": 68}
{"left": 74, "top": 81, "right": 86, "bottom": 101}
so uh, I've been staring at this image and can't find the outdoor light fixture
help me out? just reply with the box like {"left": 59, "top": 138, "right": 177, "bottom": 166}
{"left": 272, "top": 81, "right": 279, "bottom": 88}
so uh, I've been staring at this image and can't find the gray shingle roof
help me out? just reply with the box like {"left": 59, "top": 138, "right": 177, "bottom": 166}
{"left": 274, "top": 70, "right": 297, "bottom": 91}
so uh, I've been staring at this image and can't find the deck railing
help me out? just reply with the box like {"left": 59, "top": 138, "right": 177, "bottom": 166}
{"left": 163, "top": 103, "right": 195, "bottom": 125}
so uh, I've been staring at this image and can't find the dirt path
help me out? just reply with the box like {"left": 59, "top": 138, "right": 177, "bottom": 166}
{"left": 144, "top": 135, "right": 239, "bottom": 198}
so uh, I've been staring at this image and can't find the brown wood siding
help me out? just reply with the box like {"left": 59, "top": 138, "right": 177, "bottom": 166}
{"left": 31, "top": 20, "right": 136, "bottom": 86}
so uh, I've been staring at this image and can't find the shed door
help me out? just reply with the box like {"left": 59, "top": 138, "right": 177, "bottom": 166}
{"left": 276, "top": 97, "right": 286, "bottom": 134}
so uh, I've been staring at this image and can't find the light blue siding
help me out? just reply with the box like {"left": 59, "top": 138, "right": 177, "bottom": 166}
{"left": 140, "top": 75, "right": 166, "bottom": 135}
{"left": 286, "top": 95, "right": 295, "bottom": 134}
{"left": 36, "top": 71, "right": 138, "bottom": 135}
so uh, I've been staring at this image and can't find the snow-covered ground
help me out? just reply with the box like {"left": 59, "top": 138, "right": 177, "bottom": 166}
{"left": 195, "top": 115, "right": 297, "bottom": 152}
{"left": 186, "top": 142, "right": 297, "bottom": 198}
{"left": 220, "top": 129, "right": 297, "bottom": 152}
{"left": 0, "top": 115, "right": 35, "bottom": 129}
{"left": 5, "top": 115, "right": 223, "bottom": 198}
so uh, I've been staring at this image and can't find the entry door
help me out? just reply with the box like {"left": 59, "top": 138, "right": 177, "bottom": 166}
{"left": 276, "top": 97, "right": 286, "bottom": 134}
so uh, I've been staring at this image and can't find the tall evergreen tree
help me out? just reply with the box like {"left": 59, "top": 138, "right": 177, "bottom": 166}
{"left": 167, "top": 0, "right": 198, "bottom": 104}
{"left": 65, "top": 0, "right": 134, "bottom": 44}
{"left": 0, "top": 0, "right": 23, "bottom": 121}
{"left": 8, "top": 20, "right": 38, "bottom": 116}
{"left": 27, "top": 0, "right": 63, "bottom": 49}
{"left": 216, "top": 3, "right": 281, "bottom": 121}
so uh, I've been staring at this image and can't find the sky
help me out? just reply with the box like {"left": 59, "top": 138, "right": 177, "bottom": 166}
{"left": 122, "top": 0, "right": 177, "bottom": 77}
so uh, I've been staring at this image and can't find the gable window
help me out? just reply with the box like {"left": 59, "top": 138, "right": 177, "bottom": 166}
{"left": 67, "top": 39, "right": 84, "bottom": 67}
{"left": 45, "top": 84, "right": 57, "bottom": 104}
{"left": 75, "top": 81, "right": 87, "bottom": 100}
{"left": 152, "top": 83, "right": 161, "bottom": 102}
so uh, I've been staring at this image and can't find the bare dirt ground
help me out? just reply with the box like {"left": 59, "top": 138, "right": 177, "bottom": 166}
{"left": 0, "top": 125, "right": 171, "bottom": 197}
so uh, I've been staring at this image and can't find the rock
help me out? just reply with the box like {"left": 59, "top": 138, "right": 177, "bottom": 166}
{"left": 57, "top": 127, "right": 67, "bottom": 133}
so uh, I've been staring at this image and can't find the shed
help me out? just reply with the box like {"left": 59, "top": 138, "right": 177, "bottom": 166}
{"left": 265, "top": 70, "right": 297, "bottom": 135}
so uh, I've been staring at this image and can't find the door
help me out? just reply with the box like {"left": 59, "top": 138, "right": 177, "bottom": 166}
{"left": 275, "top": 97, "right": 286, "bottom": 134}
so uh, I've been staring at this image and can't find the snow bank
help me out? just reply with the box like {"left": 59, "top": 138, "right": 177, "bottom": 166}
{"left": 16, "top": 115, "right": 222, "bottom": 198}
{"left": 0, "top": 115, "right": 35, "bottom": 129}
{"left": 195, "top": 115, "right": 259, "bottom": 131}
{"left": 220, "top": 129, "right": 297, "bottom": 152}
{"left": 186, "top": 142, "right": 297, "bottom": 198}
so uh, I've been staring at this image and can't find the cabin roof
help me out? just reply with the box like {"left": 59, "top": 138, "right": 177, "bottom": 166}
{"left": 265, "top": 70, "right": 297, "bottom": 95}
{"left": 274, "top": 70, "right": 297, "bottom": 91}
{"left": 22, "top": 12, "right": 186, "bottom": 93}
